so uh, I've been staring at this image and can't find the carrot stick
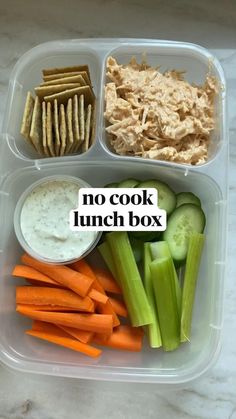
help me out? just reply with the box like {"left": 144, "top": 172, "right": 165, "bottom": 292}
{"left": 70, "top": 259, "right": 97, "bottom": 281}
{"left": 17, "top": 305, "right": 113, "bottom": 334}
{"left": 96, "top": 300, "right": 120, "bottom": 327}
{"left": 71, "top": 259, "right": 120, "bottom": 327}
{"left": 16, "top": 286, "right": 94, "bottom": 312}
{"left": 57, "top": 325, "right": 93, "bottom": 344}
{"left": 88, "top": 289, "right": 108, "bottom": 305}
{"left": 93, "top": 325, "right": 143, "bottom": 352}
{"left": 12, "top": 265, "right": 60, "bottom": 287}
{"left": 109, "top": 296, "right": 128, "bottom": 318}
{"left": 32, "top": 320, "right": 63, "bottom": 333}
{"left": 16, "top": 304, "right": 87, "bottom": 312}
{"left": 21, "top": 254, "right": 94, "bottom": 297}
{"left": 32, "top": 321, "right": 93, "bottom": 344}
{"left": 23, "top": 279, "right": 64, "bottom": 288}
{"left": 93, "top": 267, "right": 122, "bottom": 294}
{"left": 26, "top": 324, "right": 101, "bottom": 358}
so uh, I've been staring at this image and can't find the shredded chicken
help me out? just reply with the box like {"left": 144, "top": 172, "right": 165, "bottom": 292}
{"left": 104, "top": 56, "right": 217, "bottom": 165}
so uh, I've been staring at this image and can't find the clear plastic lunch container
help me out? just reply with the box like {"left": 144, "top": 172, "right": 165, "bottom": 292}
{"left": 0, "top": 39, "right": 228, "bottom": 384}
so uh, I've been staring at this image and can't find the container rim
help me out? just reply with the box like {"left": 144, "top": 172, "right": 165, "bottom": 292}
{"left": 0, "top": 327, "right": 222, "bottom": 384}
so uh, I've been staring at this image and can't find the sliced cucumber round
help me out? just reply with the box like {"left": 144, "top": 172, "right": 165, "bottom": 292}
{"left": 176, "top": 192, "right": 201, "bottom": 208}
{"left": 137, "top": 180, "right": 176, "bottom": 215}
{"left": 118, "top": 178, "right": 140, "bottom": 188}
{"left": 163, "top": 204, "right": 206, "bottom": 264}
{"left": 104, "top": 182, "right": 118, "bottom": 188}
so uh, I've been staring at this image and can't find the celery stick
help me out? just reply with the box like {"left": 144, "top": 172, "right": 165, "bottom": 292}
{"left": 143, "top": 244, "right": 162, "bottom": 348}
{"left": 181, "top": 233, "right": 205, "bottom": 342}
{"left": 150, "top": 241, "right": 182, "bottom": 316}
{"left": 107, "top": 232, "right": 153, "bottom": 327}
{"left": 150, "top": 257, "right": 180, "bottom": 351}
{"left": 98, "top": 241, "right": 117, "bottom": 279}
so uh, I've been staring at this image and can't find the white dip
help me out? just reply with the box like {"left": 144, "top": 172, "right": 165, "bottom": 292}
{"left": 20, "top": 179, "right": 97, "bottom": 262}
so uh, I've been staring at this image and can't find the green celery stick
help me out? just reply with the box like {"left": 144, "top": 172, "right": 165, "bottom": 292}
{"left": 143, "top": 243, "right": 162, "bottom": 348}
{"left": 181, "top": 233, "right": 205, "bottom": 342}
{"left": 150, "top": 257, "right": 180, "bottom": 351}
{"left": 98, "top": 241, "right": 117, "bottom": 280}
{"left": 150, "top": 241, "right": 182, "bottom": 316}
{"left": 107, "top": 232, "right": 153, "bottom": 327}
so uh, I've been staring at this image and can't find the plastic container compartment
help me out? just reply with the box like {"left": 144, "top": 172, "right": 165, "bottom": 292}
{"left": 0, "top": 39, "right": 228, "bottom": 384}
{"left": 101, "top": 43, "right": 226, "bottom": 168}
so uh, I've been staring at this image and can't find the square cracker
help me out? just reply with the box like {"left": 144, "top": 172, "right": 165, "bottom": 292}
{"left": 79, "top": 94, "right": 85, "bottom": 143}
{"left": 82, "top": 104, "right": 92, "bottom": 152}
{"left": 41, "top": 74, "right": 87, "bottom": 87}
{"left": 42, "top": 101, "right": 50, "bottom": 156}
{"left": 29, "top": 95, "right": 44, "bottom": 155}
{"left": 90, "top": 101, "right": 96, "bottom": 146}
{"left": 43, "top": 71, "right": 91, "bottom": 85}
{"left": 65, "top": 98, "right": 74, "bottom": 154}
{"left": 44, "top": 85, "right": 95, "bottom": 106}
{"left": 53, "top": 99, "right": 60, "bottom": 156}
{"left": 20, "top": 92, "right": 35, "bottom": 145}
{"left": 35, "top": 83, "right": 81, "bottom": 99}
{"left": 46, "top": 101, "right": 55, "bottom": 157}
{"left": 42, "top": 65, "right": 91, "bottom": 81}
{"left": 59, "top": 104, "right": 66, "bottom": 156}
{"left": 71, "top": 94, "right": 81, "bottom": 152}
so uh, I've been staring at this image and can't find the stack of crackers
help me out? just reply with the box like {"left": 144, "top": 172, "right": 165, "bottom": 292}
{"left": 20, "top": 65, "right": 96, "bottom": 157}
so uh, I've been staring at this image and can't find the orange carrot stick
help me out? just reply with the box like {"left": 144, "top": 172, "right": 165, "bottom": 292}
{"left": 17, "top": 305, "right": 113, "bottom": 334}
{"left": 21, "top": 254, "right": 94, "bottom": 297}
{"left": 88, "top": 289, "right": 108, "bottom": 305}
{"left": 71, "top": 259, "right": 97, "bottom": 280}
{"left": 96, "top": 301, "right": 120, "bottom": 327}
{"left": 23, "top": 279, "right": 64, "bottom": 288}
{"left": 32, "top": 320, "right": 62, "bottom": 333}
{"left": 71, "top": 259, "right": 120, "bottom": 327}
{"left": 57, "top": 325, "right": 93, "bottom": 344}
{"left": 27, "top": 323, "right": 101, "bottom": 358}
{"left": 32, "top": 321, "right": 93, "bottom": 343}
{"left": 26, "top": 330, "right": 101, "bottom": 357}
{"left": 93, "top": 267, "right": 122, "bottom": 294}
{"left": 93, "top": 325, "right": 143, "bottom": 352}
{"left": 16, "top": 286, "right": 94, "bottom": 312}
{"left": 16, "top": 304, "right": 87, "bottom": 312}
{"left": 109, "top": 296, "right": 128, "bottom": 318}
{"left": 12, "top": 265, "right": 60, "bottom": 287}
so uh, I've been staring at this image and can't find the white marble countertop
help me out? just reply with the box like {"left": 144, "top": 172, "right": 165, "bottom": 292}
{"left": 0, "top": 0, "right": 236, "bottom": 418}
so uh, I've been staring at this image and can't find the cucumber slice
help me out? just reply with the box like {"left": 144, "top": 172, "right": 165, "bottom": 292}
{"left": 137, "top": 180, "right": 176, "bottom": 215}
{"left": 163, "top": 204, "right": 206, "bottom": 264}
{"left": 118, "top": 178, "right": 140, "bottom": 188}
{"left": 104, "top": 182, "right": 118, "bottom": 188}
{"left": 176, "top": 192, "right": 201, "bottom": 208}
